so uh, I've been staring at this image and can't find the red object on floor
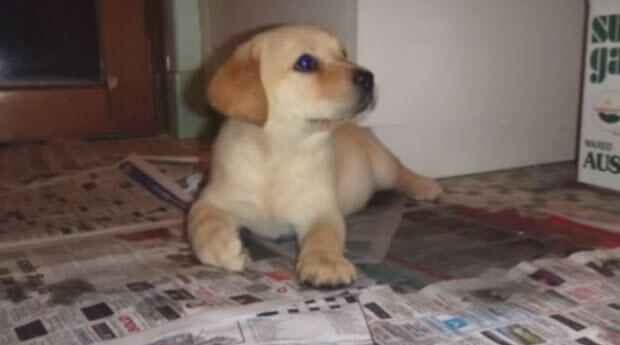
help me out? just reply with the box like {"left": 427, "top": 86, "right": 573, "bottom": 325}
{"left": 452, "top": 206, "right": 620, "bottom": 249}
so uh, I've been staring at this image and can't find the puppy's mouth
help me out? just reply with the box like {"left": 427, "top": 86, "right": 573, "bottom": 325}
{"left": 353, "top": 93, "right": 376, "bottom": 116}
{"left": 308, "top": 92, "right": 376, "bottom": 128}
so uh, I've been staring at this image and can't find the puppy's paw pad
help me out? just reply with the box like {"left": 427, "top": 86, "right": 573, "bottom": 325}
{"left": 191, "top": 225, "right": 247, "bottom": 271}
{"left": 296, "top": 253, "right": 356, "bottom": 287}
{"left": 410, "top": 178, "right": 443, "bottom": 201}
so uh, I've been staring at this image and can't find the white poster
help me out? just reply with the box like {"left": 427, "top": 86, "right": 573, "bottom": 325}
{"left": 578, "top": 0, "right": 620, "bottom": 191}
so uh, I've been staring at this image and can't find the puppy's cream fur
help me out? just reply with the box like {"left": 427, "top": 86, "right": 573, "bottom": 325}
{"left": 189, "top": 25, "right": 442, "bottom": 286}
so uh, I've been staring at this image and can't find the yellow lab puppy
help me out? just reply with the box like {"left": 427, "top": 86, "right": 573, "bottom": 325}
{"left": 189, "top": 25, "right": 442, "bottom": 287}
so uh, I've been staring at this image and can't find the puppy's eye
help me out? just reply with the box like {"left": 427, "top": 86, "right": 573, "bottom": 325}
{"left": 294, "top": 54, "right": 318, "bottom": 72}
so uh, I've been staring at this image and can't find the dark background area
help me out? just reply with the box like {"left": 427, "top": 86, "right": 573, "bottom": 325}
{"left": 0, "top": 0, "right": 101, "bottom": 85}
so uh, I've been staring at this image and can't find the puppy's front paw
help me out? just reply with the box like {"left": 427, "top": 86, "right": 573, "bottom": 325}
{"left": 296, "top": 252, "right": 356, "bottom": 287}
{"left": 409, "top": 177, "right": 443, "bottom": 201}
{"left": 190, "top": 223, "right": 247, "bottom": 271}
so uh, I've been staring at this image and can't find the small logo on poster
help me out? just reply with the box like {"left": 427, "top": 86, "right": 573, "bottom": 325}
{"left": 593, "top": 91, "right": 620, "bottom": 134}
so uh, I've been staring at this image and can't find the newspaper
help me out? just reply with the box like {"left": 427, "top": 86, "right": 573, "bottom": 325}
{"left": 4, "top": 224, "right": 617, "bottom": 345}
{"left": 0, "top": 151, "right": 382, "bottom": 345}
{"left": 140, "top": 293, "right": 373, "bottom": 345}
{"left": 359, "top": 247, "right": 620, "bottom": 345}
{"left": 247, "top": 191, "right": 407, "bottom": 264}
{"left": 0, "top": 155, "right": 191, "bottom": 249}
{"left": 0, "top": 225, "right": 360, "bottom": 345}
{"left": 141, "top": 156, "right": 205, "bottom": 195}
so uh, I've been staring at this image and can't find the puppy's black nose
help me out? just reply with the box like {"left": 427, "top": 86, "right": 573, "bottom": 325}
{"left": 352, "top": 69, "right": 374, "bottom": 92}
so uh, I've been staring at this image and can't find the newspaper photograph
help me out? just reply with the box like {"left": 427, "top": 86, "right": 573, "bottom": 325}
{"left": 0, "top": 155, "right": 191, "bottom": 249}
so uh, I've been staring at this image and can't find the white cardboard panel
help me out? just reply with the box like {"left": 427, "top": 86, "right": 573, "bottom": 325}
{"left": 577, "top": 0, "right": 620, "bottom": 191}
{"left": 358, "top": 0, "right": 585, "bottom": 176}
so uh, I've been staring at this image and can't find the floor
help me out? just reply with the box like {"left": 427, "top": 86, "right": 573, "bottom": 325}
{"left": 2, "top": 135, "right": 619, "bottom": 292}
{"left": 0, "top": 135, "right": 209, "bottom": 192}
{"left": 362, "top": 162, "right": 620, "bottom": 291}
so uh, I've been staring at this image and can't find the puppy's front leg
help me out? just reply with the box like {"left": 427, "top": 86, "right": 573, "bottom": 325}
{"left": 188, "top": 200, "right": 247, "bottom": 271}
{"left": 296, "top": 219, "right": 356, "bottom": 287}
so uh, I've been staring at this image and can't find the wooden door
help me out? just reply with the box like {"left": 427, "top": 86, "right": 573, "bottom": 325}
{"left": 0, "top": 0, "right": 162, "bottom": 141}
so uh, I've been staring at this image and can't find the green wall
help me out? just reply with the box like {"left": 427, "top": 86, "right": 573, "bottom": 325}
{"left": 168, "top": 0, "right": 211, "bottom": 139}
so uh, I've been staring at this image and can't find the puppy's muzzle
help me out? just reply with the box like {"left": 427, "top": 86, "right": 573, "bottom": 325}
{"left": 352, "top": 69, "right": 375, "bottom": 115}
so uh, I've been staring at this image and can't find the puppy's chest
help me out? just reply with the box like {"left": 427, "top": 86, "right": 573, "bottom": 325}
{"left": 233, "top": 142, "right": 332, "bottom": 196}
{"left": 219, "top": 138, "right": 335, "bottom": 223}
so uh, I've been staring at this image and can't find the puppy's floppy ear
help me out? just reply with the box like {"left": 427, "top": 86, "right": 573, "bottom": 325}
{"left": 207, "top": 41, "right": 268, "bottom": 126}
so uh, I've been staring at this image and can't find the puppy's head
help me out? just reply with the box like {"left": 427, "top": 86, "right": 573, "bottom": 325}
{"left": 207, "top": 25, "right": 375, "bottom": 128}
